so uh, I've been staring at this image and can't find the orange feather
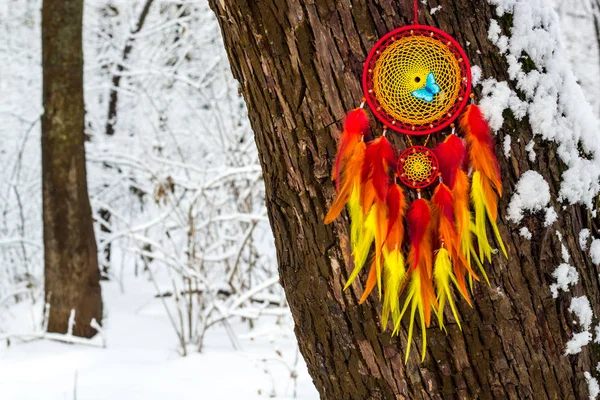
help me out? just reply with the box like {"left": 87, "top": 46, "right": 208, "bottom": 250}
{"left": 361, "top": 180, "right": 377, "bottom": 216}
{"left": 385, "top": 183, "right": 408, "bottom": 251}
{"left": 324, "top": 141, "right": 366, "bottom": 224}
{"left": 482, "top": 177, "right": 498, "bottom": 221}
{"left": 460, "top": 105, "right": 502, "bottom": 196}
{"left": 359, "top": 258, "right": 378, "bottom": 304}
{"left": 460, "top": 104, "right": 507, "bottom": 260}
{"left": 332, "top": 108, "right": 369, "bottom": 189}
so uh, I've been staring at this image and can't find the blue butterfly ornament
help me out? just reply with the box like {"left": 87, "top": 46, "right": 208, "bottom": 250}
{"left": 411, "top": 72, "right": 440, "bottom": 103}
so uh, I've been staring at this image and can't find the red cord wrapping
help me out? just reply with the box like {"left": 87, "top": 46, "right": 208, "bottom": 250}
{"left": 414, "top": 0, "right": 418, "bottom": 24}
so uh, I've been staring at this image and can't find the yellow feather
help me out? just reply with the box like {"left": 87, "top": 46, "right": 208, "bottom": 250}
{"left": 344, "top": 206, "right": 375, "bottom": 290}
{"left": 381, "top": 248, "right": 406, "bottom": 331}
{"left": 453, "top": 170, "right": 475, "bottom": 269}
{"left": 373, "top": 202, "right": 388, "bottom": 296}
{"left": 472, "top": 171, "right": 508, "bottom": 262}
{"left": 396, "top": 271, "right": 428, "bottom": 363}
{"left": 348, "top": 184, "right": 364, "bottom": 250}
{"left": 433, "top": 248, "right": 462, "bottom": 331}
{"left": 471, "top": 171, "right": 493, "bottom": 263}
{"left": 470, "top": 246, "right": 490, "bottom": 286}
{"left": 480, "top": 177, "right": 508, "bottom": 258}
{"left": 487, "top": 208, "right": 508, "bottom": 258}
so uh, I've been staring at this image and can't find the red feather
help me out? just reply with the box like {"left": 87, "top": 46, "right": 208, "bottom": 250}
{"left": 332, "top": 108, "right": 369, "bottom": 189}
{"left": 345, "top": 107, "right": 370, "bottom": 136}
{"left": 462, "top": 105, "right": 495, "bottom": 152}
{"left": 433, "top": 134, "right": 467, "bottom": 189}
{"left": 361, "top": 136, "right": 396, "bottom": 206}
{"left": 431, "top": 183, "right": 455, "bottom": 227}
{"left": 460, "top": 105, "right": 502, "bottom": 196}
{"left": 407, "top": 198, "right": 432, "bottom": 269}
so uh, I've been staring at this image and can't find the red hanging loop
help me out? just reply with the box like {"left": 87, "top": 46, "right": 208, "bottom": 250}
{"left": 414, "top": 0, "right": 419, "bottom": 24}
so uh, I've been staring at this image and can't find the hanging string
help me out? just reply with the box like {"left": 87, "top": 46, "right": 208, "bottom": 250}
{"left": 406, "top": 133, "right": 431, "bottom": 147}
{"left": 413, "top": 0, "right": 419, "bottom": 24}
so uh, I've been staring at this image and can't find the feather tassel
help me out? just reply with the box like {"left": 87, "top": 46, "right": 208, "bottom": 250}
{"left": 433, "top": 248, "right": 461, "bottom": 330}
{"left": 359, "top": 257, "right": 378, "bottom": 304}
{"left": 453, "top": 169, "right": 488, "bottom": 283}
{"left": 460, "top": 105, "right": 502, "bottom": 195}
{"left": 431, "top": 183, "right": 477, "bottom": 302}
{"left": 381, "top": 183, "right": 408, "bottom": 330}
{"left": 399, "top": 198, "right": 436, "bottom": 362}
{"left": 332, "top": 108, "right": 369, "bottom": 189}
{"left": 347, "top": 136, "right": 395, "bottom": 294}
{"left": 349, "top": 198, "right": 386, "bottom": 297}
{"left": 397, "top": 267, "right": 436, "bottom": 362}
{"left": 360, "top": 136, "right": 396, "bottom": 212}
{"left": 407, "top": 198, "right": 432, "bottom": 274}
{"left": 460, "top": 104, "right": 507, "bottom": 259}
{"left": 434, "top": 134, "right": 467, "bottom": 189}
{"left": 471, "top": 171, "right": 503, "bottom": 262}
{"left": 347, "top": 185, "right": 365, "bottom": 251}
{"left": 324, "top": 141, "right": 366, "bottom": 224}
{"left": 344, "top": 134, "right": 395, "bottom": 291}
{"left": 373, "top": 200, "right": 389, "bottom": 295}
{"left": 345, "top": 206, "right": 376, "bottom": 289}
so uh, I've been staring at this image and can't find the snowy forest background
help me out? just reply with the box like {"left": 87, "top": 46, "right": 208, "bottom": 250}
{"left": 0, "top": 0, "right": 599, "bottom": 398}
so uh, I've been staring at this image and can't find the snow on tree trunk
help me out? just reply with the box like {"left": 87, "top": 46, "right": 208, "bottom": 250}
{"left": 42, "top": 0, "right": 103, "bottom": 338}
{"left": 209, "top": 0, "right": 600, "bottom": 398}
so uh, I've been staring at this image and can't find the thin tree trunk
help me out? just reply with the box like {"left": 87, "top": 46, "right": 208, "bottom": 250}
{"left": 42, "top": 0, "right": 102, "bottom": 338}
{"left": 104, "top": 0, "right": 154, "bottom": 137}
{"left": 210, "top": 0, "right": 600, "bottom": 398}
{"left": 99, "top": 0, "right": 154, "bottom": 277}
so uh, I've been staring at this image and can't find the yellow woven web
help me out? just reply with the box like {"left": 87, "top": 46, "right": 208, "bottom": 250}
{"left": 373, "top": 35, "right": 462, "bottom": 126}
{"left": 403, "top": 152, "right": 433, "bottom": 184}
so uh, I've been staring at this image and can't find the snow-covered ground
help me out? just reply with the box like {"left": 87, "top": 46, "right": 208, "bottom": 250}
{"left": 0, "top": 279, "right": 318, "bottom": 400}
{"left": 0, "top": 1, "right": 318, "bottom": 398}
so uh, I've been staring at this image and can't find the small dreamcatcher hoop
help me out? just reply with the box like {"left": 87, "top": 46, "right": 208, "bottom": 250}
{"left": 363, "top": 25, "right": 472, "bottom": 135}
{"left": 397, "top": 145, "right": 439, "bottom": 189}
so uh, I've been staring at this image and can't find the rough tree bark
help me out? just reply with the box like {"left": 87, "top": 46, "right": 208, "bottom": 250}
{"left": 210, "top": 1, "right": 600, "bottom": 398}
{"left": 42, "top": 0, "right": 103, "bottom": 338}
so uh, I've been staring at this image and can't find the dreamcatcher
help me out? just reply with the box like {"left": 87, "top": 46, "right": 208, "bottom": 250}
{"left": 324, "top": 1, "right": 507, "bottom": 362}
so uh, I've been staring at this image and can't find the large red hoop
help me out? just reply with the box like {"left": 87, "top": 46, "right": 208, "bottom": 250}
{"left": 363, "top": 25, "right": 472, "bottom": 136}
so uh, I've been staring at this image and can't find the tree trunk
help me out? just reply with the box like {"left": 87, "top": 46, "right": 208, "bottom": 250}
{"left": 209, "top": 1, "right": 600, "bottom": 398}
{"left": 104, "top": 0, "right": 154, "bottom": 137}
{"left": 42, "top": 0, "right": 103, "bottom": 338}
